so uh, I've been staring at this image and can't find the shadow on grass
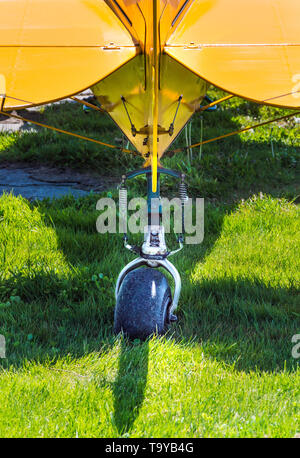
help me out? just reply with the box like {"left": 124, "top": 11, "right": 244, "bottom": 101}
{"left": 113, "top": 339, "right": 149, "bottom": 435}
{"left": 176, "top": 276, "right": 299, "bottom": 372}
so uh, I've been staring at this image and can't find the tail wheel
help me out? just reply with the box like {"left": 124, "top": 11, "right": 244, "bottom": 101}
{"left": 114, "top": 267, "right": 172, "bottom": 340}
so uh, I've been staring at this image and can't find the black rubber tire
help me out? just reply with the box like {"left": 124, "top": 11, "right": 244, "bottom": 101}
{"left": 114, "top": 267, "right": 172, "bottom": 339}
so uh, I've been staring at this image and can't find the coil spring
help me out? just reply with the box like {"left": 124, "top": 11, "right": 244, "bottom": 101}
{"left": 119, "top": 181, "right": 128, "bottom": 239}
{"left": 119, "top": 186, "right": 127, "bottom": 214}
{"left": 179, "top": 178, "right": 188, "bottom": 237}
{"left": 179, "top": 181, "right": 188, "bottom": 204}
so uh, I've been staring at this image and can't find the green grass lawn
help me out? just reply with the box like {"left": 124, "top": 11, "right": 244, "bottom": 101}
{"left": 0, "top": 89, "right": 299, "bottom": 437}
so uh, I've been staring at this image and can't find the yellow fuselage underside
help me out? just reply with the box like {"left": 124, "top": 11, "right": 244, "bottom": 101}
{"left": 92, "top": 53, "right": 208, "bottom": 162}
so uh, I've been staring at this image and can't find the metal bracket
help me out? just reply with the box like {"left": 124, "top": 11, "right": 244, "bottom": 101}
{"left": 115, "top": 257, "right": 181, "bottom": 315}
{"left": 103, "top": 43, "right": 121, "bottom": 50}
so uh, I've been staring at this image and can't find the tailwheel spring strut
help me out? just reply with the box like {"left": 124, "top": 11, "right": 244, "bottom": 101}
{"left": 179, "top": 174, "right": 188, "bottom": 239}
{"left": 119, "top": 175, "right": 128, "bottom": 240}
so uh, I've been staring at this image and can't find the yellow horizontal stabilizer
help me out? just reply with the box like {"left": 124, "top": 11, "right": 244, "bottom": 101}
{"left": 165, "top": 0, "right": 300, "bottom": 108}
{"left": 0, "top": 0, "right": 139, "bottom": 109}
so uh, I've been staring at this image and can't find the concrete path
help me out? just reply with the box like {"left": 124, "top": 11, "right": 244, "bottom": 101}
{"left": 0, "top": 164, "right": 118, "bottom": 201}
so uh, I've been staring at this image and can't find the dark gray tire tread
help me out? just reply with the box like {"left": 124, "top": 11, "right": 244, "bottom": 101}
{"left": 114, "top": 267, "right": 171, "bottom": 339}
